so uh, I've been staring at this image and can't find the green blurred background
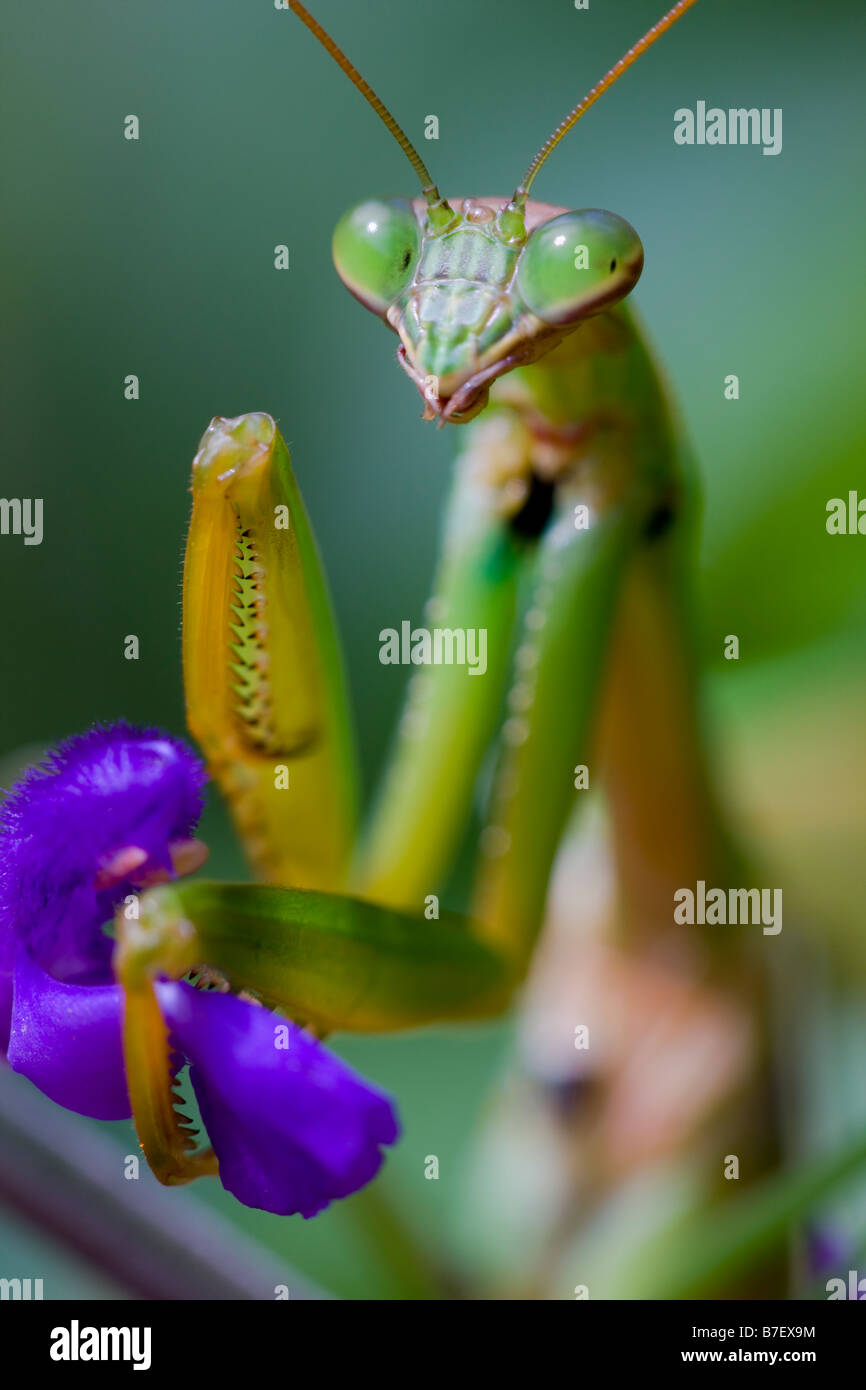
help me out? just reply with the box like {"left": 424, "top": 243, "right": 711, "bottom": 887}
{"left": 1, "top": 0, "right": 864, "bottom": 1298}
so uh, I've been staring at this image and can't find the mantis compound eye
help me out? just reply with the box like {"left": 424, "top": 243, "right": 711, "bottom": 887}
{"left": 332, "top": 197, "right": 420, "bottom": 315}
{"left": 515, "top": 209, "right": 644, "bottom": 325}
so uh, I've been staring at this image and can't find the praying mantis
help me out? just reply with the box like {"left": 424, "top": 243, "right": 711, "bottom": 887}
{"left": 121, "top": 0, "right": 752, "bottom": 1195}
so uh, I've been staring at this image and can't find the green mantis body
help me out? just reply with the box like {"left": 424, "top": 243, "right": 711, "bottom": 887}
{"left": 353, "top": 210, "right": 717, "bottom": 956}
{"left": 123, "top": 0, "right": 748, "bottom": 1190}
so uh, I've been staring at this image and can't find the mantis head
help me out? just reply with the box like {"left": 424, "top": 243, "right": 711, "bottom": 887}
{"left": 333, "top": 194, "right": 643, "bottom": 422}
{"left": 292, "top": 0, "right": 698, "bottom": 423}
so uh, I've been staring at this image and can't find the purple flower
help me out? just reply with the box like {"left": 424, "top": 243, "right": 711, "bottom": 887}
{"left": 0, "top": 723, "right": 206, "bottom": 996}
{"left": 0, "top": 723, "right": 399, "bottom": 1216}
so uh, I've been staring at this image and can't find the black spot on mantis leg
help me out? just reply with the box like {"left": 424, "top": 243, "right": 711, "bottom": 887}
{"left": 643, "top": 499, "right": 677, "bottom": 540}
{"left": 509, "top": 472, "right": 556, "bottom": 539}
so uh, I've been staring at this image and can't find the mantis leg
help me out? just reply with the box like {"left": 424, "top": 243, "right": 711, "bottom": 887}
{"left": 183, "top": 414, "right": 358, "bottom": 891}
{"left": 116, "top": 901, "right": 219, "bottom": 1186}
{"left": 178, "top": 414, "right": 516, "bottom": 1044}
{"left": 117, "top": 880, "right": 512, "bottom": 1037}
{"left": 121, "top": 970, "right": 220, "bottom": 1187}
{"left": 472, "top": 438, "right": 653, "bottom": 968}
{"left": 114, "top": 875, "right": 511, "bottom": 1182}
{"left": 354, "top": 411, "right": 528, "bottom": 909}
{"left": 598, "top": 502, "right": 735, "bottom": 941}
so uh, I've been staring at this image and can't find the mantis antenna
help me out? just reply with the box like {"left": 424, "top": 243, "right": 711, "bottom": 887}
{"left": 289, "top": 1, "right": 450, "bottom": 212}
{"left": 518, "top": 0, "right": 701, "bottom": 198}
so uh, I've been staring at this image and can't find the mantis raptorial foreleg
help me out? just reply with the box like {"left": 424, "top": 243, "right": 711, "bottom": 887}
{"left": 183, "top": 413, "right": 357, "bottom": 891}
{"left": 118, "top": 881, "right": 510, "bottom": 1037}
{"left": 170, "top": 361, "right": 702, "bottom": 1016}
{"left": 472, "top": 447, "right": 649, "bottom": 966}
{"left": 171, "top": 401, "right": 652, "bottom": 1019}
{"left": 355, "top": 436, "right": 525, "bottom": 908}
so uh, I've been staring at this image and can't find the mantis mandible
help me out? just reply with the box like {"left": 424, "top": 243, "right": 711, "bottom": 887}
{"left": 121, "top": 0, "right": 747, "bottom": 1189}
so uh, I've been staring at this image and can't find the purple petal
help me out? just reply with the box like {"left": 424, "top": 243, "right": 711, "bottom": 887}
{"left": 0, "top": 722, "right": 206, "bottom": 982}
{"left": 7, "top": 949, "right": 130, "bottom": 1120}
{"left": 158, "top": 982, "right": 400, "bottom": 1217}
